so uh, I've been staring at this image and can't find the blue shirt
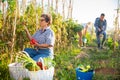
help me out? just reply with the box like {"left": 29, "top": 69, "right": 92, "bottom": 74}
{"left": 32, "top": 27, "right": 55, "bottom": 46}
{"left": 94, "top": 17, "right": 107, "bottom": 32}
{"left": 32, "top": 27, "right": 55, "bottom": 58}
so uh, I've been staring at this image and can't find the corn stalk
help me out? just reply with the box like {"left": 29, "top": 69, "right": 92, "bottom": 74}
{"left": 0, "top": 0, "right": 2, "bottom": 10}
{"left": 113, "top": 0, "right": 120, "bottom": 51}
{"left": 1, "top": 0, "right": 7, "bottom": 39}
{"left": 10, "top": 0, "right": 17, "bottom": 62}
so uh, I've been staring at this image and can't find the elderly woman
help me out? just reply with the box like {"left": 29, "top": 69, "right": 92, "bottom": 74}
{"left": 24, "top": 14, "right": 55, "bottom": 61}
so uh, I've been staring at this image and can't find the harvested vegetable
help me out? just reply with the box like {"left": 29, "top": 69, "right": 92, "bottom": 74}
{"left": 17, "top": 52, "right": 40, "bottom": 71}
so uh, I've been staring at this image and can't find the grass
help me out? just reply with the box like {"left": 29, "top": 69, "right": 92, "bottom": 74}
{"left": 0, "top": 44, "right": 120, "bottom": 80}
{"left": 54, "top": 46, "right": 120, "bottom": 80}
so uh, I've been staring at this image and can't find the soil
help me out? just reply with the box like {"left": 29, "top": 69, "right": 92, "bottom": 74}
{"left": 95, "top": 67, "right": 119, "bottom": 75}
{"left": 75, "top": 51, "right": 90, "bottom": 59}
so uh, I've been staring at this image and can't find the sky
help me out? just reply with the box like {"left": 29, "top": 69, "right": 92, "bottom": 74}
{"left": 72, "top": 0, "right": 119, "bottom": 30}
{"left": 25, "top": 0, "right": 119, "bottom": 30}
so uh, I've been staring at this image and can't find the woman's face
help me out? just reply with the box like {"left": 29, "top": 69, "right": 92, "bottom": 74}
{"left": 39, "top": 17, "right": 48, "bottom": 27}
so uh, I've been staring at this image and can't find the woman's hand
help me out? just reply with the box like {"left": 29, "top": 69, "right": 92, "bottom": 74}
{"left": 24, "top": 26, "right": 32, "bottom": 40}
{"left": 33, "top": 42, "right": 40, "bottom": 47}
{"left": 33, "top": 42, "right": 51, "bottom": 48}
{"left": 30, "top": 38, "right": 37, "bottom": 45}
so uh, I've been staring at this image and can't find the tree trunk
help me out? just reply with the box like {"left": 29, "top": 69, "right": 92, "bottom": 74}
{"left": 67, "top": 0, "right": 73, "bottom": 19}
{"left": 62, "top": 0, "right": 65, "bottom": 19}
{"left": 70, "top": 1, "right": 73, "bottom": 19}
{"left": 22, "top": 0, "right": 27, "bottom": 14}
{"left": 55, "top": 0, "right": 58, "bottom": 13}
{"left": 47, "top": 0, "right": 50, "bottom": 13}
{"left": 41, "top": 0, "right": 44, "bottom": 13}
{"left": 51, "top": 0, "right": 53, "bottom": 8}
{"left": 17, "top": 0, "right": 20, "bottom": 17}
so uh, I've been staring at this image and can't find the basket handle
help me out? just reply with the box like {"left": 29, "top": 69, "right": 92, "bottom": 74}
{"left": 38, "top": 57, "right": 45, "bottom": 70}
{"left": 22, "top": 51, "right": 30, "bottom": 57}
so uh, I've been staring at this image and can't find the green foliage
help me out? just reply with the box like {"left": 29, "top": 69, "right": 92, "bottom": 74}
{"left": 23, "top": 78, "right": 30, "bottom": 80}
{"left": 0, "top": 64, "right": 10, "bottom": 80}
{"left": 107, "top": 37, "right": 113, "bottom": 49}
{"left": 0, "top": 1, "right": 119, "bottom": 80}
{"left": 107, "top": 37, "right": 119, "bottom": 49}
{"left": 7, "top": 0, "right": 16, "bottom": 14}
{"left": 54, "top": 46, "right": 120, "bottom": 80}
{"left": 2, "top": 0, "right": 7, "bottom": 3}
{"left": 73, "top": 24, "right": 83, "bottom": 32}
{"left": 84, "top": 32, "right": 91, "bottom": 44}
{"left": 0, "top": 12, "right": 2, "bottom": 29}
{"left": 43, "top": 57, "right": 56, "bottom": 68}
{"left": 0, "top": 53, "right": 11, "bottom": 80}
{"left": 17, "top": 52, "right": 40, "bottom": 71}
{"left": 54, "top": 49, "right": 79, "bottom": 80}
{"left": 50, "top": 12, "right": 79, "bottom": 51}
{"left": 0, "top": 44, "right": 120, "bottom": 80}
{"left": 78, "top": 64, "right": 91, "bottom": 72}
{"left": 65, "top": 19, "right": 79, "bottom": 44}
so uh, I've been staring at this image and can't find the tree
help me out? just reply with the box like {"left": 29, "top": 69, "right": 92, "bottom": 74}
{"left": 21, "top": 0, "right": 27, "bottom": 14}
{"left": 47, "top": 0, "right": 50, "bottom": 13}
{"left": 62, "top": 0, "right": 65, "bottom": 19}
{"left": 51, "top": 0, "right": 53, "bottom": 8}
{"left": 41, "top": 0, "right": 44, "bottom": 13}
{"left": 67, "top": 0, "right": 73, "bottom": 19}
{"left": 55, "top": 0, "right": 58, "bottom": 13}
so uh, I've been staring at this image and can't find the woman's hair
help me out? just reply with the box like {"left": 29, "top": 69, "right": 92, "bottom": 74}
{"left": 41, "top": 14, "right": 52, "bottom": 25}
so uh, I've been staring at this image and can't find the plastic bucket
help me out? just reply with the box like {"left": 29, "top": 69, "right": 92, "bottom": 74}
{"left": 76, "top": 68, "right": 94, "bottom": 80}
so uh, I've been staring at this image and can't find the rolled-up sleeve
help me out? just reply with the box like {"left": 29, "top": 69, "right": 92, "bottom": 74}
{"left": 103, "top": 20, "right": 107, "bottom": 31}
{"left": 45, "top": 30, "right": 55, "bottom": 46}
{"left": 94, "top": 18, "right": 99, "bottom": 31}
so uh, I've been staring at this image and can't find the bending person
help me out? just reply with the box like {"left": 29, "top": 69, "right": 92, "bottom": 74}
{"left": 77, "top": 22, "right": 91, "bottom": 47}
{"left": 94, "top": 13, "right": 107, "bottom": 49}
